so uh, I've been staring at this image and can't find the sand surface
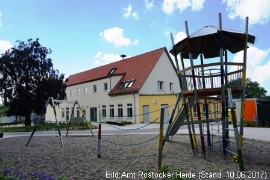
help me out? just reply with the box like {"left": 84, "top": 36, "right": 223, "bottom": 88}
{"left": 0, "top": 134, "right": 269, "bottom": 180}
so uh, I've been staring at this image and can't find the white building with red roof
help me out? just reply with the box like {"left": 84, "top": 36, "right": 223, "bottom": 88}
{"left": 45, "top": 47, "right": 180, "bottom": 124}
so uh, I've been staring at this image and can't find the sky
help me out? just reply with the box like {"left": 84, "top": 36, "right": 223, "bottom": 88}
{"left": 1, "top": 0, "right": 270, "bottom": 94}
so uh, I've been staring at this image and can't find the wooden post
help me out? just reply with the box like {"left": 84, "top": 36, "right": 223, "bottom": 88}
{"left": 240, "top": 17, "right": 249, "bottom": 149}
{"left": 185, "top": 21, "right": 206, "bottom": 159}
{"left": 98, "top": 110, "right": 102, "bottom": 158}
{"left": 228, "top": 88, "right": 244, "bottom": 171}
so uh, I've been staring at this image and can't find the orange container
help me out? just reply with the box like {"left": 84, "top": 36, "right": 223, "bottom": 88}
{"left": 244, "top": 100, "right": 257, "bottom": 122}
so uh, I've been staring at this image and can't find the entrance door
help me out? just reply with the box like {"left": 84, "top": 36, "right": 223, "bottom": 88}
{"left": 90, "top": 107, "right": 97, "bottom": 122}
{"left": 143, "top": 105, "right": 149, "bottom": 124}
{"left": 161, "top": 104, "right": 169, "bottom": 124}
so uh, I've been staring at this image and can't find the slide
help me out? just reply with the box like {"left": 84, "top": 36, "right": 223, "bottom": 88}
{"left": 166, "top": 96, "right": 195, "bottom": 136}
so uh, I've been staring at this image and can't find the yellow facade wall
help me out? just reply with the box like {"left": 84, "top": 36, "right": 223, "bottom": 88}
{"left": 139, "top": 94, "right": 182, "bottom": 123}
{"left": 138, "top": 95, "right": 222, "bottom": 123}
{"left": 190, "top": 98, "right": 222, "bottom": 120}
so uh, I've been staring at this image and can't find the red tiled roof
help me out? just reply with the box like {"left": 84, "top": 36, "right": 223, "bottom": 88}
{"left": 65, "top": 47, "right": 168, "bottom": 95}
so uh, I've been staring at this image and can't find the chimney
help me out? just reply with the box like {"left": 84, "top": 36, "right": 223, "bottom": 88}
{"left": 120, "top": 54, "right": 126, "bottom": 59}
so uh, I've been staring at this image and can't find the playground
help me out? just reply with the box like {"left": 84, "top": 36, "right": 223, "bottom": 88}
{"left": 1, "top": 13, "right": 269, "bottom": 179}
{"left": 0, "top": 133, "right": 269, "bottom": 179}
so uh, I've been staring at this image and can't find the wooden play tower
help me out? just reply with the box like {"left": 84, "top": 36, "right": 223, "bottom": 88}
{"left": 169, "top": 13, "right": 255, "bottom": 171}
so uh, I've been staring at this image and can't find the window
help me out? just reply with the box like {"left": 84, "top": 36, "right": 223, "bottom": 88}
{"left": 70, "top": 89, "right": 73, "bottom": 97}
{"left": 77, "top": 88, "right": 80, "bottom": 96}
{"left": 82, "top": 109, "right": 86, "bottom": 117}
{"left": 127, "top": 103, "right": 133, "bottom": 117}
{"left": 193, "top": 104, "right": 206, "bottom": 118}
{"left": 202, "top": 104, "right": 206, "bottom": 117}
{"left": 110, "top": 105, "right": 114, "bottom": 117}
{"left": 169, "top": 83, "right": 173, "bottom": 91}
{"left": 102, "top": 105, "right": 106, "bottom": 117}
{"left": 118, "top": 104, "right": 123, "bottom": 117}
{"left": 66, "top": 107, "right": 69, "bottom": 121}
{"left": 108, "top": 68, "right": 117, "bottom": 76}
{"left": 93, "top": 85, "right": 97, "bottom": 93}
{"left": 84, "top": 86, "right": 87, "bottom": 94}
{"left": 118, "top": 80, "right": 135, "bottom": 89}
{"left": 61, "top": 108, "right": 65, "bottom": 118}
{"left": 104, "top": 83, "right": 108, "bottom": 91}
{"left": 77, "top": 107, "right": 80, "bottom": 117}
{"left": 193, "top": 105, "right": 197, "bottom": 118}
{"left": 158, "top": 81, "right": 164, "bottom": 90}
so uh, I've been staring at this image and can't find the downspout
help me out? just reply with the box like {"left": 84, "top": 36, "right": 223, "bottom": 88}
{"left": 110, "top": 76, "right": 112, "bottom": 90}
{"left": 132, "top": 91, "right": 136, "bottom": 123}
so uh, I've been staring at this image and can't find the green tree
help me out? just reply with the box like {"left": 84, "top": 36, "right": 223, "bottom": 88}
{"left": 245, "top": 78, "right": 267, "bottom": 98}
{"left": 0, "top": 38, "right": 66, "bottom": 126}
{"left": 228, "top": 78, "right": 267, "bottom": 98}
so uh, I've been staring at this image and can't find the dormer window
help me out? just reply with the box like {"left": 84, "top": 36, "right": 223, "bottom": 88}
{"left": 108, "top": 68, "right": 117, "bottom": 76}
{"left": 118, "top": 80, "right": 135, "bottom": 89}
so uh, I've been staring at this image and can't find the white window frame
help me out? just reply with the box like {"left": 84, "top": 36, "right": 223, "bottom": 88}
{"left": 77, "top": 107, "right": 80, "bottom": 117}
{"left": 70, "top": 89, "right": 73, "bottom": 97}
{"left": 77, "top": 88, "right": 80, "bottom": 96}
{"left": 104, "top": 83, "right": 108, "bottom": 91}
{"left": 118, "top": 104, "right": 123, "bottom": 118}
{"left": 93, "top": 85, "right": 97, "bottom": 93}
{"left": 66, "top": 107, "right": 69, "bottom": 121}
{"left": 157, "top": 81, "right": 164, "bottom": 91}
{"left": 169, "top": 82, "right": 173, "bottom": 91}
{"left": 61, "top": 108, "right": 65, "bottom": 118}
{"left": 102, "top": 105, "right": 106, "bottom": 117}
{"left": 84, "top": 86, "right": 87, "bottom": 95}
{"left": 109, "top": 105, "right": 114, "bottom": 117}
{"left": 193, "top": 105, "right": 197, "bottom": 118}
{"left": 193, "top": 104, "right": 206, "bottom": 118}
{"left": 127, "top": 103, "right": 133, "bottom": 117}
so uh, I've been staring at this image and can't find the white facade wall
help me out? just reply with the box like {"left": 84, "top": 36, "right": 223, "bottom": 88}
{"left": 46, "top": 76, "right": 140, "bottom": 123}
{"left": 139, "top": 51, "right": 180, "bottom": 94}
{"left": 45, "top": 102, "right": 71, "bottom": 122}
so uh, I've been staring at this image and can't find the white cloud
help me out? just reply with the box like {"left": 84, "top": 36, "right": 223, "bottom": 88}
{"left": 191, "top": 0, "right": 205, "bottom": 10}
{"left": 123, "top": 4, "right": 139, "bottom": 19}
{"left": 223, "top": 0, "right": 270, "bottom": 25}
{"left": 99, "top": 27, "right": 139, "bottom": 47}
{"left": 174, "top": 31, "right": 186, "bottom": 44}
{"left": 232, "top": 46, "right": 270, "bottom": 86}
{"left": 93, "top": 52, "right": 128, "bottom": 66}
{"left": 145, "top": 0, "right": 154, "bottom": 9}
{"left": 0, "top": 39, "right": 12, "bottom": 54}
{"left": 162, "top": 0, "right": 205, "bottom": 15}
{"left": 165, "top": 30, "right": 186, "bottom": 45}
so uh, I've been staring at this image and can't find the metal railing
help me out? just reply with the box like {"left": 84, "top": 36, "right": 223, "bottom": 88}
{"left": 179, "top": 62, "right": 243, "bottom": 92}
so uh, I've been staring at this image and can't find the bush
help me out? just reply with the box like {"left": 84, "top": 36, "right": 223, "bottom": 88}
{"left": 244, "top": 121, "right": 256, "bottom": 127}
{"left": 122, "top": 120, "right": 133, "bottom": 125}
{"left": 0, "top": 121, "right": 96, "bottom": 132}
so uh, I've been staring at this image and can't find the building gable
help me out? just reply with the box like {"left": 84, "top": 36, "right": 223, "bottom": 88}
{"left": 139, "top": 50, "right": 180, "bottom": 94}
